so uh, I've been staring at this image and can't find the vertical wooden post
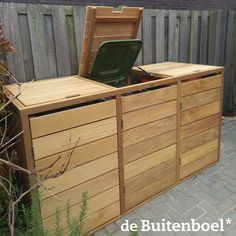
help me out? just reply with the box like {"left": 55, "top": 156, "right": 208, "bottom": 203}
{"left": 116, "top": 95, "right": 125, "bottom": 214}
{"left": 176, "top": 81, "right": 181, "bottom": 182}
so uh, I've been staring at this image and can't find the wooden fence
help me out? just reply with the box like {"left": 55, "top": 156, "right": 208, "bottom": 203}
{"left": 0, "top": 3, "right": 236, "bottom": 112}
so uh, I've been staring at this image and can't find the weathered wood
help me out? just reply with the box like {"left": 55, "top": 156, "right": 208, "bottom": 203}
{"left": 168, "top": 10, "right": 179, "bottom": 61}
{"left": 1, "top": 3, "right": 26, "bottom": 82}
{"left": 73, "top": 6, "right": 86, "bottom": 73}
{"left": 156, "top": 9, "right": 165, "bottom": 62}
{"left": 52, "top": 6, "right": 71, "bottom": 76}
{"left": 27, "top": 4, "right": 49, "bottom": 80}
{"left": 143, "top": 10, "right": 152, "bottom": 64}
{"left": 44, "top": 14, "right": 57, "bottom": 78}
{"left": 199, "top": 11, "right": 208, "bottom": 64}
{"left": 179, "top": 10, "right": 190, "bottom": 62}
{"left": 190, "top": 11, "right": 200, "bottom": 63}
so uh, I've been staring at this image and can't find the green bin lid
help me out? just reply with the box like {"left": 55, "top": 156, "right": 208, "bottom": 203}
{"left": 89, "top": 39, "right": 142, "bottom": 84}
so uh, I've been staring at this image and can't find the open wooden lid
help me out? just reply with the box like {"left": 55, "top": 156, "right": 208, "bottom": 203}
{"left": 79, "top": 6, "right": 143, "bottom": 78}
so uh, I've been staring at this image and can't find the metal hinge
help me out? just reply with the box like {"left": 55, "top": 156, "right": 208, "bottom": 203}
{"left": 121, "top": 120, "right": 124, "bottom": 129}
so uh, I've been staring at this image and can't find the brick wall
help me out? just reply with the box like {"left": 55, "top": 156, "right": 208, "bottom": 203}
{"left": 1, "top": 0, "right": 236, "bottom": 10}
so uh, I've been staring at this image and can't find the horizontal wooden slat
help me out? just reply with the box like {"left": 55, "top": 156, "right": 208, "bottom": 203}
{"left": 181, "top": 88, "right": 221, "bottom": 111}
{"left": 180, "top": 139, "right": 218, "bottom": 166}
{"left": 83, "top": 201, "right": 120, "bottom": 232}
{"left": 123, "top": 100, "right": 177, "bottom": 130}
{"left": 125, "top": 172, "right": 176, "bottom": 210}
{"left": 41, "top": 169, "right": 119, "bottom": 219}
{"left": 124, "top": 144, "right": 176, "bottom": 180}
{"left": 122, "top": 85, "right": 177, "bottom": 113}
{"left": 181, "top": 114, "right": 220, "bottom": 139}
{"left": 40, "top": 153, "right": 118, "bottom": 199}
{"left": 43, "top": 186, "right": 119, "bottom": 231}
{"left": 181, "top": 75, "right": 222, "bottom": 97}
{"left": 181, "top": 101, "right": 220, "bottom": 125}
{"left": 179, "top": 150, "right": 218, "bottom": 179}
{"left": 35, "top": 135, "right": 117, "bottom": 176}
{"left": 124, "top": 129, "right": 176, "bottom": 164}
{"left": 123, "top": 115, "right": 176, "bottom": 147}
{"left": 180, "top": 126, "right": 219, "bottom": 153}
{"left": 30, "top": 100, "right": 116, "bottom": 138}
{"left": 125, "top": 159, "right": 176, "bottom": 195}
{"left": 33, "top": 117, "right": 117, "bottom": 159}
{"left": 60, "top": 201, "right": 120, "bottom": 234}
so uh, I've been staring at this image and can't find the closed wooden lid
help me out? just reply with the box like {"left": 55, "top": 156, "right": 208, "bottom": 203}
{"left": 4, "top": 76, "right": 114, "bottom": 107}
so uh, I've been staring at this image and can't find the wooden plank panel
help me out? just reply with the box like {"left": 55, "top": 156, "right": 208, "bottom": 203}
{"left": 123, "top": 100, "right": 177, "bottom": 130}
{"left": 181, "top": 75, "right": 222, "bottom": 96}
{"left": 65, "top": 15, "right": 78, "bottom": 74}
{"left": 42, "top": 186, "right": 119, "bottom": 231}
{"left": 41, "top": 169, "right": 119, "bottom": 218}
{"left": 123, "top": 116, "right": 176, "bottom": 147}
{"left": 122, "top": 85, "right": 177, "bottom": 113}
{"left": 168, "top": 10, "right": 179, "bottom": 61}
{"left": 27, "top": 4, "right": 50, "bottom": 80}
{"left": 41, "top": 153, "right": 118, "bottom": 198}
{"left": 125, "top": 172, "right": 176, "bottom": 210}
{"left": 190, "top": 11, "right": 200, "bottom": 63}
{"left": 84, "top": 201, "right": 120, "bottom": 232}
{"left": 73, "top": 6, "right": 86, "bottom": 73}
{"left": 124, "top": 144, "right": 176, "bottom": 180}
{"left": 143, "top": 10, "right": 152, "bottom": 64}
{"left": 156, "top": 10, "right": 165, "bottom": 62}
{"left": 224, "top": 11, "right": 235, "bottom": 110}
{"left": 181, "top": 88, "right": 221, "bottom": 111}
{"left": 47, "top": 201, "right": 120, "bottom": 234}
{"left": 180, "top": 139, "right": 218, "bottom": 166}
{"left": 180, "top": 126, "right": 219, "bottom": 153}
{"left": 44, "top": 14, "right": 58, "bottom": 78}
{"left": 2, "top": 3, "right": 26, "bottom": 82}
{"left": 181, "top": 101, "right": 220, "bottom": 125}
{"left": 181, "top": 114, "right": 220, "bottom": 139}
{"left": 52, "top": 6, "right": 71, "bottom": 76}
{"left": 18, "top": 13, "right": 35, "bottom": 82}
{"left": 179, "top": 10, "right": 190, "bottom": 62}
{"left": 30, "top": 100, "right": 116, "bottom": 138}
{"left": 200, "top": 11, "right": 209, "bottom": 64}
{"left": 124, "top": 128, "right": 176, "bottom": 164}
{"left": 179, "top": 150, "right": 218, "bottom": 179}
{"left": 35, "top": 135, "right": 117, "bottom": 176}
{"left": 33, "top": 117, "right": 117, "bottom": 159}
{"left": 125, "top": 158, "right": 176, "bottom": 195}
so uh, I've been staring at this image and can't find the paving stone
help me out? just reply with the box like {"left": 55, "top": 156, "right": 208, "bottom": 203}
{"left": 184, "top": 206, "right": 206, "bottom": 220}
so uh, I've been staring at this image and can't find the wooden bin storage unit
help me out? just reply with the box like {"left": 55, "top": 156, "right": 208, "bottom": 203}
{"left": 4, "top": 62, "right": 224, "bottom": 233}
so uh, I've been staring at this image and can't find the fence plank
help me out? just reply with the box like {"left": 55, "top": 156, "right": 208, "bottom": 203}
{"left": 156, "top": 10, "right": 165, "bottom": 63}
{"left": 168, "top": 10, "right": 179, "bottom": 61}
{"left": 208, "top": 11, "right": 217, "bottom": 65}
{"left": 219, "top": 10, "right": 227, "bottom": 66}
{"left": 44, "top": 14, "right": 57, "bottom": 78}
{"left": 52, "top": 6, "right": 71, "bottom": 76}
{"left": 1, "top": 3, "right": 26, "bottom": 82}
{"left": 214, "top": 10, "right": 222, "bottom": 65}
{"left": 27, "top": 4, "right": 50, "bottom": 80}
{"left": 179, "top": 10, "right": 190, "bottom": 62}
{"left": 135, "top": 20, "right": 143, "bottom": 65}
{"left": 143, "top": 10, "right": 152, "bottom": 64}
{"left": 73, "top": 6, "right": 86, "bottom": 72}
{"left": 224, "top": 11, "right": 235, "bottom": 111}
{"left": 199, "top": 11, "right": 208, "bottom": 64}
{"left": 190, "top": 11, "right": 200, "bottom": 64}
